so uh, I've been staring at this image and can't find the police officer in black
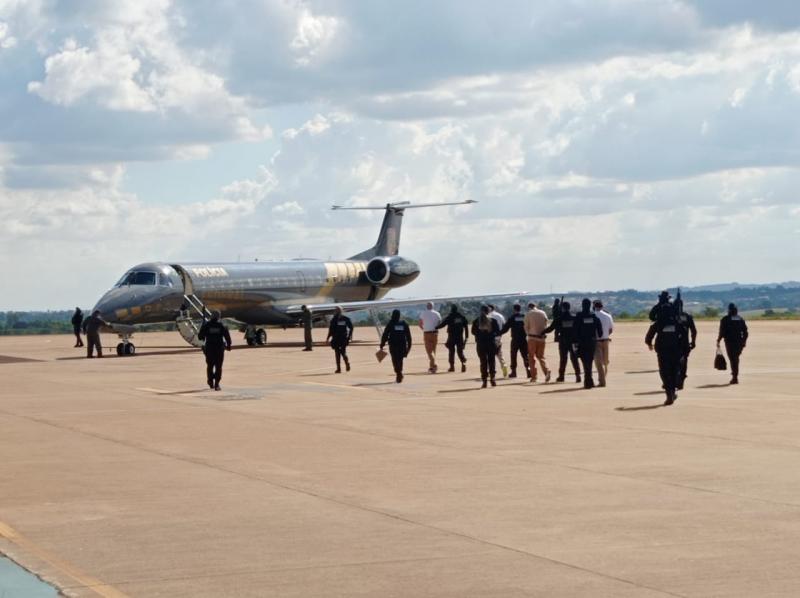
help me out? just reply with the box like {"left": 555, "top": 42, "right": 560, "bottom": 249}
{"left": 471, "top": 305, "right": 501, "bottom": 388}
{"left": 500, "top": 303, "right": 530, "bottom": 379}
{"left": 717, "top": 303, "right": 748, "bottom": 384}
{"left": 676, "top": 298, "right": 697, "bottom": 390}
{"left": 649, "top": 290, "right": 671, "bottom": 321}
{"left": 198, "top": 310, "right": 232, "bottom": 391}
{"left": 545, "top": 301, "right": 581, "bottom": 383}
{"left": 572, "top": 298, "right": 603, "bottom": 389}
{"left": 83, "top": 310, "right": 108, "bottom": 358}
{"left": 645, "top": 304, "right": 684, "bottom": 405}
{"left": 71, "top": 307, "right": 84, "bottom": 348}
{"left": 326, "top": 307, "right": 353, "bottom": 373}
{"left": 436, "top": 304, "right": 469, "bottom": 372}
{"left": 301, "top": 305, "right": 313, "bottom": 351}
{"left": 381, "top": 309, "right": 413, "bottom": 383}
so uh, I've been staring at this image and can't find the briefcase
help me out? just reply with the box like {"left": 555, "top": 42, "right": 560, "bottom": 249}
{"left": 714, "top": 348, "right": 727, "bottom": 371}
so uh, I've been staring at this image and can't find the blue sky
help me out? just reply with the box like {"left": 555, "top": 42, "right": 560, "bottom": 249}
{"left": 1, "top": 1, "right": 798, "bottom": 309}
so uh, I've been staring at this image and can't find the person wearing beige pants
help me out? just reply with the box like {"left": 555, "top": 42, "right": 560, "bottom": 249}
{"left": 418, "top": 302, "right": 442, "bottom": 373}
{"left": 524, "top": 302, "right": 551, "bottom": 383}
{"left": 592, "top": 300, "right": 614, "bottom": 387}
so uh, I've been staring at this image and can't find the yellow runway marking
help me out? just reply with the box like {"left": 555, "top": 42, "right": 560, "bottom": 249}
{"left": 302, "top": 381, "right": 369, "bottom": 392}
{"left": 0, "top": 519, "right": 130, "bottom": 598}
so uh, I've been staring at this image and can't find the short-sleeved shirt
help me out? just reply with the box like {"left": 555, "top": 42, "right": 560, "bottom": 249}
{"left": 419, "top": 309, "right": 442, "bottom": 332}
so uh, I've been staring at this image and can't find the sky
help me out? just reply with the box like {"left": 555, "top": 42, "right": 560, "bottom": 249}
{"left": 1, "top": 0, "right": 799, "bottom": 310}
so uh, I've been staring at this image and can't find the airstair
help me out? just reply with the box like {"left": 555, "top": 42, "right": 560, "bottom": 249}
{"left": 176, "top": 293, "right": 211, "bottom": 348}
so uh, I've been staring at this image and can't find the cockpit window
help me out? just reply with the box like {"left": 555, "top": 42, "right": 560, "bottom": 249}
{"left": 158, "top": 273, "right": 173, "bottom": 287}
{"left": 115, "top": 271, "right": 157, "bottom": 286}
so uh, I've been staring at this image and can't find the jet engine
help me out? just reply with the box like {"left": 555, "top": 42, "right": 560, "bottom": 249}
{"left": 365, "top": 256, "right": 420, "bottom": 288}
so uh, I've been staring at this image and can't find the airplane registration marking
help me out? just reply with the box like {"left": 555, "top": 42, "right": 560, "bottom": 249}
{"left": 0, "top": 519, "right": 130, "bottom": 598}
{"left": 190, "top": 267, "right": 229, "bottom": 278}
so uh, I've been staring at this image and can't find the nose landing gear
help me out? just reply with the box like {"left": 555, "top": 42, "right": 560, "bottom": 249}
{"left": 116, "top": 336, "right": 136, "bottom": 356}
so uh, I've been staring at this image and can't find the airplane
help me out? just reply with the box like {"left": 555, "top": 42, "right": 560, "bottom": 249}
{"left": 92, "top": 200, "right": 525, "bottom": 355}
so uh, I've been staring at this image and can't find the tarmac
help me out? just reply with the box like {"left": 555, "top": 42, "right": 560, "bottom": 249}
{"left": 0, "top": 320, "right": 799, "bottom": 597}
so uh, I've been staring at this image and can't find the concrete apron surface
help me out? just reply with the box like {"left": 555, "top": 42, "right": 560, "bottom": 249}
{"left": 0, "top": 321, "right": 799, "bottom": 597}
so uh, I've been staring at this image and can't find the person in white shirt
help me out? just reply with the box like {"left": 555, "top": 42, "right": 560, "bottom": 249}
{"left": 592, "top": 300, "right": 614, "bottom": 387}
{"left": 488, "top": 304, "right": 508, "bottom": 377}
{"left": 418, "top": 302, "right": 442, "bottom": 373}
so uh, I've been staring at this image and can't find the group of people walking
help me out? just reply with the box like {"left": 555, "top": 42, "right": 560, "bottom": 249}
{"left": 321, "top": 298, "right": 616, "bottom": 389}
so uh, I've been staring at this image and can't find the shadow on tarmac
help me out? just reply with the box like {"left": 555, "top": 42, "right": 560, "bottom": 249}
{"left": 696, "top": 383, "right": 731, "bottom": 388}
{"left": 624, "top": 370, "right": 659, "bottom": 374}
{"left": 539, "top": 386, "right": 587, "bottom": 394}
{"left": 615, "top": 404, "right": 664, "bottom": 411}
{"left": 633, "top": 390, "right": 665, "bottom": 396}
{"left": 437, "top": 386, "right": 490, "bottom": 393}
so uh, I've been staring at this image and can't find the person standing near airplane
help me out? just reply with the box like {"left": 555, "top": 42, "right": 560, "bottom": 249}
{"left": 524, "top": 301, "right": 551, "bottom": 383}
{"left": 83, "top": 310, "right": 108, "bottom": 358}
{"left": 472, "top": 305, "right": 500, "bottom": 388}
{"left": 717, "top": 303, "right": 748, "bottom": 385}
{"left": 592, "top": 300, "right": 614, "bottom": 387}
{"left": 436, "top": 304, "right": 469, "bottom": 372}
{"left": 198, "top": 311, "right": 232, "bottom": 391}
{"left": 301, "top": 305, "right": 313, "bottom": 351}
{"left": 418, "top": 302, "right": 442, "bottom": 373}
{"left": 500, "top": 303, "right": 530, "bottom": 379}
{"left": 545, "top": 301, "right": 581, "bottom": 383}
{"left": 381, "top": 309, "right": 413, "bottom": 383}
{"left": 71, "top": 307, "right": 84, "bottom": 348}
{"left": 572, "top": 299, "right": 603, "bottom": 389}
{"left": 327, "top": 307, "right": 353, "bottom": 373}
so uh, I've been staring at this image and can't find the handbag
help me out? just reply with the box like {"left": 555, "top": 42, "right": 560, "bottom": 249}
{"left": 714, "top": 347, "right": 727, "bottom": 371}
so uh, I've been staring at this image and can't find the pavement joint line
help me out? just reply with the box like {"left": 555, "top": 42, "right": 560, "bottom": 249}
{"left": 0, "top": 520, "right": 130, "bottom": 598}
{"left": 301, "top": 381, "right": 371, "bottom": 392}
{"left": 2, "top": 411, "right": 688, "bottom": 598}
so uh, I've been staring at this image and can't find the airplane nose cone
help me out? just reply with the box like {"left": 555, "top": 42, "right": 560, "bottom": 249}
{"left": 93, "top": 288, "right": 129, "bottom": 322}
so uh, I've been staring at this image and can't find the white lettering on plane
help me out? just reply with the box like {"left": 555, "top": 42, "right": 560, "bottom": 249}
{"left": 190, "top": 267, "right": 230, "bottom": 278}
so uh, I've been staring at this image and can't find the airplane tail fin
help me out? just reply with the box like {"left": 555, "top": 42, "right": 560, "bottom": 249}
{"left": 332, "top": 200, "right": 476, "bottom": 260}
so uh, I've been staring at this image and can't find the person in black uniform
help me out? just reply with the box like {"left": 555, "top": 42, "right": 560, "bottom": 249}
{"left": 717, "top": 303, "right": 748, "bottom": 384}
{"left": 571, "top": 299, "right": 603, "bottom": 389}
{"left": 472, "top": 305, "right": 500, "bottom": 388}
{"left": 500, "top": 303, "right": 530, "bottom": 379}
{"left": 71, "top": 307, "right": 84, "bottom": 348}
{"left": 83, "top": 310, "right": 108, "bottom": 358}
{"left": 198, "top": 311, "right": 232, "bottom": 391}
{"left": 675, "top": 299, "right": 697, "bottom": 390}
{"left": 436, "top": 304, "right": 469, "bottom": 372}
{"left": 649, "top": 290, "right": 671, "bottom": 322}
{"left": 301, "top": 305, "right": 313, "bottom": 351}
{"left": 545, "top": 301, "right": 581, "bottom": 383}
{"left": 645, "top": 305, "right": 685, "bottom": 405}
{"left": 326, "top": 307, "right": 353, "bottom": 373}
{"left": 380, "top": 309, "right": 413, "bottom": 383}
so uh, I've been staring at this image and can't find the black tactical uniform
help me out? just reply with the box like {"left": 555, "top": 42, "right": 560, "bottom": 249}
{"left": 500, "top": 306, "right": 530, "bottom": 378}
{"left": 676, "top": 306, "right": 697, "bottom": 390}
{"left": 472, "top": 311, "right": 500, "bottom": 388}
{"left": 71, "top": 308, "right": 84, "bottom": 348}
{"left": 436, "top": 306, "right": 469, "bottom": 372}
{"left": 572, "top": 299, "right": 603, "bottom": 389}
{"left": 718, "top": 304, "right": 748, "bottom": 384}
{"left": 301, "top": 306, "right": 313, "bottom": 351}
{"left": 83, "top": 311, "right": 107, "bottom": 358}
{"left": 645, "top": 309, "right": 685, "bottom": 405}
{"left": 327, "top": 312, "right": 353, "bottom": 373}
{"left": 544, "top": 302, "right": 581, "bottom": 383}
{"left": 198, "top": 315, "right": 232, "bottom": 390}
{"left": 381, "top": 310, "right": 413, "bottom": 383}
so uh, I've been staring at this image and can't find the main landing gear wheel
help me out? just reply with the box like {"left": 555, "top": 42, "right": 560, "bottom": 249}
{"left": 256, "top": 328, "right": 267, "bottom": 346}
{"left": 116, "top": 342, "right": 136, "bottom": 356}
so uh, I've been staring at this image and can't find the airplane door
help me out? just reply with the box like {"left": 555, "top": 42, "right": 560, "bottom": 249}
{"left": 171, "top": 264, "right": 194, "bottom": 295}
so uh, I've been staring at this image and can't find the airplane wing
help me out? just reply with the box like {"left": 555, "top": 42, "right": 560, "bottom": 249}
{"left": 285, "top": 292, "right": 531, "bottom": 317}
